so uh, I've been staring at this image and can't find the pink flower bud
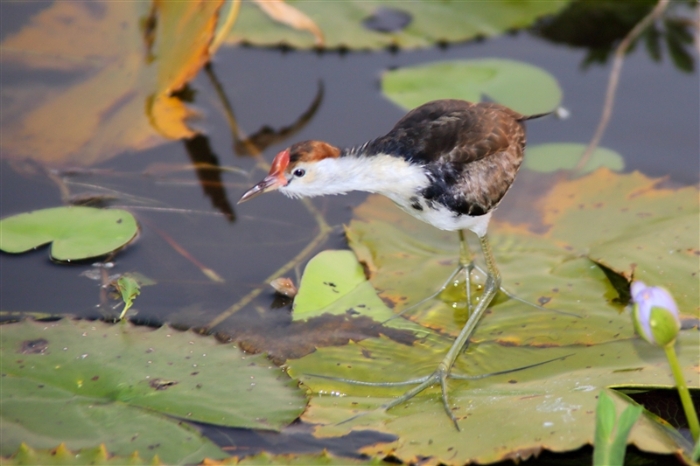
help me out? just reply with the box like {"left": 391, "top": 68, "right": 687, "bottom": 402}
{"left": 630, "top": 281, "right": 680, "bottom": 347}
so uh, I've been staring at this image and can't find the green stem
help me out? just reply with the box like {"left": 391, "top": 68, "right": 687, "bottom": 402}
{"left": 664, "top": 343, "right": 700, "bottom": 441}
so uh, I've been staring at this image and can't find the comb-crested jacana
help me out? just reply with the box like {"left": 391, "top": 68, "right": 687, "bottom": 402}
{"left": 239, "top": 99, "right": 547, "bottom": 429}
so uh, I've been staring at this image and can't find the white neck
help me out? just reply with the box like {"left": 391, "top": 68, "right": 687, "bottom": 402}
{"left": 280, "top": 154, "right": 429, "bottom": 200}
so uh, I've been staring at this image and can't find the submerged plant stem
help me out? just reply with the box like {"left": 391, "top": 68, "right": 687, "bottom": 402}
{"left": 141, "top": 217, "right": 224, "bottom": 283}
{"left": 664, "top": 344, "right": 700, "bottom": 441}
{"left": 576, "top": 0, "right": 669, "bottom": 172}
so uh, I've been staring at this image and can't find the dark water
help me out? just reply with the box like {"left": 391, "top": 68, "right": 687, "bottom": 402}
{"left": 0, "top": 1, "right": 698, "bottom": 461}
{"left": 2, "top": 23, "right": 698, "bottom": 323}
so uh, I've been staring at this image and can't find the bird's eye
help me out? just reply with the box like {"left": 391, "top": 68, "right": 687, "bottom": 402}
{"left": 293, "top": 168, "right": 306, "bottom": 177}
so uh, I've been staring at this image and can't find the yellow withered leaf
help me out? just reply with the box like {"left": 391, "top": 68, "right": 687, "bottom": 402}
{"left": 253, "top": 0, "right": 325, "bottom": 47}
{"left": 1, "top": 0, "right": 223, "bottom": 166}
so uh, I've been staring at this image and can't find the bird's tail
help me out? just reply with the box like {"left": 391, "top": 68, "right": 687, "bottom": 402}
{"left": 521, "top": 111, "right": 553, "bottom": 121}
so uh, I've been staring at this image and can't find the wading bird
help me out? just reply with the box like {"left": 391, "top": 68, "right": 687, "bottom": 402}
{"left": 239, "top": 99, "right": 548, "bottom": 429}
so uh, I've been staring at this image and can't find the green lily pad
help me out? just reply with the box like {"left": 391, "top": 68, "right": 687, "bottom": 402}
{"left": 0, "top": 207, "right": 138, "bottom": 261}
{"left": 0, "top": 319, "right": 307, "bottom": 463}
{"left": 382, "top": 59, "right": 562, "bottom": 115}
{"left": 293, "top": 250, "right": 367, "bottom": 319}
{"left": 525, "top": 143, "right": 625, "bottom": 174}
{"left": 287, "top": 328, "right": 695, "bottom": 464}
{"left": 227, "top": 1, "right": 570, "bottom": 50}
{"left": 291, "top": 251, "right": 434, "bottom": 346}
{"left": 290, "top": 249, "right": 424, "bottom": 331}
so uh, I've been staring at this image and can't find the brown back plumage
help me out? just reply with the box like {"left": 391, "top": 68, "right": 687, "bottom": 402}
{"left": 355, "top": 100, "right": 530, "bottom": 216}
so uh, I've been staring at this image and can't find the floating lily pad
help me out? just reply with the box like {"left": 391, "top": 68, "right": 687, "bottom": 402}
{"left": 1, "top": 0, "right": 223, "bottom": 166}
{"left": 525, "top": 143, "right": 625, "bottom": 173}
{"left": 292, "top": 251, "right": 430, "bottom": 344}
{"left": 382, "top": 59, "right": 562, "bottom": 115}
{"left": 293, "top": 250, "right": 367, "bottom": 319}
{"left": 0, "top": 207, "right": 138, "bottom": 261}
{"left": 227, "top": 1, "right": 570, "bottom": 50}
{"left": 287, "top": 321, "right": 695, "bottom": 464}
{"left": 0, "top": 319, "right": 307, "bottom": 463}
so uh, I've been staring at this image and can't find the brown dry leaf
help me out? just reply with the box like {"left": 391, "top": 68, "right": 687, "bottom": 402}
{"left": 0, "top": 0, "right": 224, "bottom": 167}
{"left": 538, "top": 169, "right": 699, "bottom": 316}
{"left": 254, "top": 0, "right": 325, "bottom": 47}
{"left": 270, "top": 277, "right": 298, "bottom": 297}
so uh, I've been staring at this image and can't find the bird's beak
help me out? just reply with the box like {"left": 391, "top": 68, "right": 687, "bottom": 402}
{"left": 238, "top": 149, "right": 290, "bottom": 204}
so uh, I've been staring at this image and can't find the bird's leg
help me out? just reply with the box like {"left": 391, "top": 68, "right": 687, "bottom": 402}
{"left": 381, "top": 230, "right": 475, "bottom": 326}
{"left": 458, "top": 229, "right": 475, "bottom": 313}
{"left": 382, "top": 227, "right": 575, "bottom": 330}
{"left": 332, "top": 234, "right": 502, "bottom": 430}
{"left": 422, "top": 233, "right": 500, "bottom": 428}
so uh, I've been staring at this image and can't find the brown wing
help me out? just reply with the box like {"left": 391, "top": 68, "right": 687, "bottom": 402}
{"left": 364, "top": 99, "right": 525, "bottom": 166}
{"left": 369, "top": 100, "right": 528, "bottom": 217}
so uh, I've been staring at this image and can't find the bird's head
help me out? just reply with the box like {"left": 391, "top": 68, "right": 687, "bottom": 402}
{"left": 238, "top": 140, "right": 341, "bottom": 203}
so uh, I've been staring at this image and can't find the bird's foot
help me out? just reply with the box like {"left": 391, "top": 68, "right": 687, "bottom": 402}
{"left": 319, "top": 366, "right": 460, "bottom": 430}
{"left": 308, "top": 354, "right": 571, "bottom": 430}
